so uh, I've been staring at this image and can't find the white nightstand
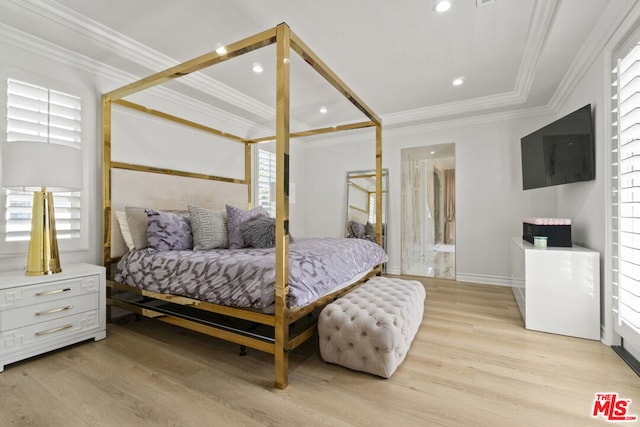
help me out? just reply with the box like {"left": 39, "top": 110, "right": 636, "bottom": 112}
{"left": 0, "top": 263, "right": 106, "bottom": 371}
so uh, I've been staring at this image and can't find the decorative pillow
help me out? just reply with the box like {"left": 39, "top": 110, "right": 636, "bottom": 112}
{"left": 365, "top": 221, "right": 377, "bottom": 241}
{"left": 349, "top": 220, "right": 367, "bottom": 239}
{"left": 239, "top": 217, "right": 276, "bottom": 248}
{"left": 226, "top": 204, "right": 269, "bottom": 249}
{"left": 125, "top": 206, "right": 149, "bottom": 250}
{"left": 189, "top": 205, "right": 228, "bottom": 250}
{"left": 146, "top": 209, "right": 193, "bottom": 253}
{"left": 115, "top": 210, "right": 135, "bottom": 250}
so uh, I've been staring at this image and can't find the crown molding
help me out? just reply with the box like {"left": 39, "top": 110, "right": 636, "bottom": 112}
{"left": 0, "top": 22, "right": 269, "bottom": 137}
{"left": 385, "top": 0, "right": 556, "bottom": 126}
{"left": 302, "top": 105, "right": 553, "bottom": 148}
{"left": 513, "top": 0, "right": 558, "bottom": 96}
{"left": 385, "top": 105, "right": 552, "bottom": 138}
{"left": 549, "top": 0, "right": 639, "bottom": 113}
{"left": 382, "top": 90, "right": 523, "bottom": 126}
{"left": 0, "top": 22, "right": 122, "bottom": 84}
{"left": 11, "top": 0, "right": 278, "bottom": 122}
{"left": 13, "top": 0, "right": 559, "bottom": 130}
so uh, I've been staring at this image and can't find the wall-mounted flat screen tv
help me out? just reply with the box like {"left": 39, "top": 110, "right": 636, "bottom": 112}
{"left": 521, "top": 104, "right": 595, "bottom": 190}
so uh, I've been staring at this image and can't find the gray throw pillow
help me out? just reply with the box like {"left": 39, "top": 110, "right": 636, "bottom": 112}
{"left": 189, "top": 205, "right": 228, "bottom": 250}
{"left": 226, "top": 204, "right": 269, "bottom": 249}
{"left": 349, "top": 220, "right": 367, "bottom": 239}
{"left": 239, "top": 217, "right": 276, "bottom": 248}
{"left": 365, "top": 221, "right": 377, "bottom": 241}
{"left": 146, "top": 209, "right": 192, "bottom": 253}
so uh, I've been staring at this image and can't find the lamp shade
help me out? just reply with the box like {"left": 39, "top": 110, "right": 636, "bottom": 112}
{"left": 1, "top": 141, "right": 82, "bottom": 192}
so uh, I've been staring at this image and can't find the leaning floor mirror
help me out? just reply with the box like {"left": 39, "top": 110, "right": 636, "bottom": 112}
{"left": 345, "top": 169, "right": 389, "bottom": 263}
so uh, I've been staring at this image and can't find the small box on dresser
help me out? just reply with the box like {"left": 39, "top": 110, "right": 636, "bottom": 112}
{"left": 523, "top": 219, "right": 572, "bottom": 247}
{"left": 0, "top": 263, "right": 106, "bottom": 372}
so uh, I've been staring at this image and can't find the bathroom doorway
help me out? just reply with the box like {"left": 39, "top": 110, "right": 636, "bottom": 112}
{"left": 401, "top": 143, "right": 455, "bottom": 279}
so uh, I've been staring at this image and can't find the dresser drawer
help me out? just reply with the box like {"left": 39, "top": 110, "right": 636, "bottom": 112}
{"left": 0, "top": 275, "right": 100, "bottom": 310}
{"left": 0, "top": 310, "right": 101, "bottom": 356}
{"left": 0, "top": 293, "right": 99, "bottom": 332}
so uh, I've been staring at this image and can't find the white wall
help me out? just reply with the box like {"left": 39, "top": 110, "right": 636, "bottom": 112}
{"left": 300, "top": 113, "right": 559, "bottom": 280}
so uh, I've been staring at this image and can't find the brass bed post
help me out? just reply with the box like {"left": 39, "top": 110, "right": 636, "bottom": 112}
{"left": 274, "top": 22, "right": 291, "bottom": 390}
{"left": 245, "top": 142, "right": 252, "bottom": 208}
{"left": 375, "top": 123, "right": 383, "bottom": 248}
{"left": 101, "top": 95, "right": 112, "bottom": 321}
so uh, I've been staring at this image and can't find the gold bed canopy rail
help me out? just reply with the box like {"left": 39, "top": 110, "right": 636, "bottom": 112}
{"left": 102, "top": 22, "right": 382, "bottom": 390}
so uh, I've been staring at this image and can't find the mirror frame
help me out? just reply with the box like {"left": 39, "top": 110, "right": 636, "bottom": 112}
{"left": 344, "top": 168, "right": 389, "bottom": 254}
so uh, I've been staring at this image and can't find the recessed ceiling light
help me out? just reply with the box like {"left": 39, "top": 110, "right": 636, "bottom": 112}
{"left": 452, "top": 77, "right": 465, "bottom": 86}
{"left": 434, "top": 1, "right": 452, "bottom": 13}
{"left": 215, "top": 46, "right": 227, "bottom": 55}
{"left": 319, "top": 106, "right": 328, "bottom": 114}
{"left": 252, "top": 63, "right": 264, "bottom": 73}
{"left": 430, "top": 151, "right": 436, "bottom": 154}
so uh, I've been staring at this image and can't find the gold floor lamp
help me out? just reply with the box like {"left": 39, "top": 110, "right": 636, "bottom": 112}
{"left": 1, "top": 141, "right": 82, "bottom": 276}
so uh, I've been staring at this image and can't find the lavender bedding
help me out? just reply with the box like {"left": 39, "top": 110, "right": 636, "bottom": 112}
{"left": 114, "top": 237, "right": 386, "bottom": 309}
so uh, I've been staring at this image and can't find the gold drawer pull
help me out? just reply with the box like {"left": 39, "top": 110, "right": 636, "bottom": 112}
{"left": 35, "top": 324, "right": 73, "bottom": 336}
{"left": 36, "top": 288, "right": 71, "bottom": 297}
{"left": 35, "top": 305, "right": 73, "bottom": 316}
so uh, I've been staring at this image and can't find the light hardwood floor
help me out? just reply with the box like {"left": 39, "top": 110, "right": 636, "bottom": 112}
{"left": 1, "top": 276, "right": 638, "bottom": 426}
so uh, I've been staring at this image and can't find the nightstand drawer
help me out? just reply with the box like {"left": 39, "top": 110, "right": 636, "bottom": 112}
{"left": 0, "top": 293, "right": 99, "bottom": 332}
{"left": 0, "top": 310, "right": 101, "bottom": 356}
{"left": 0, "top": 275, "right": 100, "bottom": 310}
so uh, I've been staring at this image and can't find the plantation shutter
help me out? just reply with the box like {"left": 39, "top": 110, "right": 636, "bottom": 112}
{"left": 257, "top": 148, "right": 276, "bottom": 217}
{"left": 5, "top": 79, "right": 82, "bottom": 242}
{"left": 612, "top": 40, "right": 640, "bottom": 349}
{"left": 368, "top": 193, "right": 376, "bottom": 223}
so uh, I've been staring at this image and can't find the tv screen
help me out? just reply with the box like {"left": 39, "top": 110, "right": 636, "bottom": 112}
{"left": 521, "top": 104, "right": 595, "bottom": 190}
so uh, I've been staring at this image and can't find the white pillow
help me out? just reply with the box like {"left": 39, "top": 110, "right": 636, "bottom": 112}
{"left": 115, "top": 210, "right": 135, "bottom": 250}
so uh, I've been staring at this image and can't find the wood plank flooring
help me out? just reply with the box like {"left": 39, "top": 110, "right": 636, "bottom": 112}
{"left": 1, "top": 276, "right": 638, "bottom": 426}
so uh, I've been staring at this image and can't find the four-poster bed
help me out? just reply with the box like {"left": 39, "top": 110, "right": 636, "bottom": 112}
{"left": 102, "top": 23, "right": 383, "bottom": 389}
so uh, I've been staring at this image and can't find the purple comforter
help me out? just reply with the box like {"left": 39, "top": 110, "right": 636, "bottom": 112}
{"left": 114, "top": 237, "right": 386, "bottom": 309}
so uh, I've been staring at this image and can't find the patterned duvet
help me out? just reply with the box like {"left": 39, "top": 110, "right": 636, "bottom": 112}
{"left": 114, "top": 237, "right": 387, "bottom": 309}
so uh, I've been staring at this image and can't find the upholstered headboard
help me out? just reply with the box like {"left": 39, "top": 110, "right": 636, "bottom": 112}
{"left": 109, "top": 168, "right": 248, "bottom": 258}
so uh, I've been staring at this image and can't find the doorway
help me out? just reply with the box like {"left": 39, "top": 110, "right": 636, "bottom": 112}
{"left": 401, "top": 144, "right": 455, "bottom": 279}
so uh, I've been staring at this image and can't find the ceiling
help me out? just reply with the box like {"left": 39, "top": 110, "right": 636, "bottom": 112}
{"left": 0, "top": 0, "right": 617, "bottom": 138}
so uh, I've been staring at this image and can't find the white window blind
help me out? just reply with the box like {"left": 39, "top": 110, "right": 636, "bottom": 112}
{"left": 368, "top": 193, "right": 376, "bottom": 223}
{"left": 4, "top": 79, "right": 82, "bottom": 242}
{"left": 257, "top": 148, "right": 276, "bottom": 217}
{"left": 612, "top": 41, "right": 640, "bottom": 348}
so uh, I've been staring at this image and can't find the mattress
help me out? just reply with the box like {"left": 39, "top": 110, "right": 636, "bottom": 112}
{"left": 114, "top": 237, "right": 387, "bottom": 309}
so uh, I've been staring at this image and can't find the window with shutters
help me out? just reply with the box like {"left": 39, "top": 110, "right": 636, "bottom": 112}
{"left": 368, "top": 193, "right": 376, "bottom": 223}
{"left": 257, "top": 148, "right": 276, "bottom": 217}
{"left": 612, "top": 36, "right": 640, "bottom": 350}
{"left": 4, "top": 78, "right": 82, "bottom": 243}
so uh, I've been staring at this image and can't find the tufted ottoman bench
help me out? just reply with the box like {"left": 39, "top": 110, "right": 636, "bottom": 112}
{"left": 318, "top": 276, "right": 426, "bottom": 378}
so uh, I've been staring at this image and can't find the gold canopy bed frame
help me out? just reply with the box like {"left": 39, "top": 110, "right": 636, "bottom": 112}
{"left": 101, "top": 23, "right": 382, "bottom": 389}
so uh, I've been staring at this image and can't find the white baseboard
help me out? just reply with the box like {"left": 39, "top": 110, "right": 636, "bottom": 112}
{"left": 384, "top": 269, "right": 512, "bottom": 287}
{"left": 455, "top": 273, "right": 512, "bottom": 287}
{"left": 385, "top": 267, "right": 401, "bottom": 275}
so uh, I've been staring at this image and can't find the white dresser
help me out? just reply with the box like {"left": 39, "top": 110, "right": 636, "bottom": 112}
{"left": 0, "top": 263, "right": 106, "bottom": 371}
{"left": 510, "top": 237, "right": 600, "bottom": 340}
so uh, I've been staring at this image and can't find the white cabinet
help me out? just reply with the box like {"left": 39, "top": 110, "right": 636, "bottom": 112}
{"left": 510, "top": 237, "right": 600, "bottom": 340}
{"left": 0, "top": 263, "right": 106, "bottom": 371}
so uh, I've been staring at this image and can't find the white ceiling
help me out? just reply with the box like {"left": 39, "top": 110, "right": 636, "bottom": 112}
{"left": 0, "top": 0, "right": 619, "bottom": 137}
